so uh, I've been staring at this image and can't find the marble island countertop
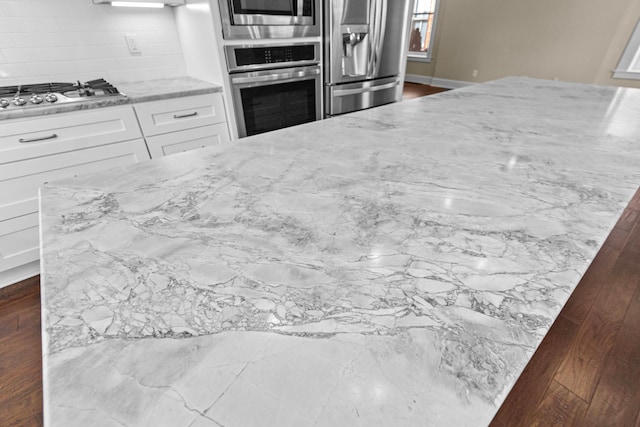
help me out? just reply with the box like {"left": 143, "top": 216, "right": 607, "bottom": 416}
{"left": 0, "top": 76, "right": 222, "bottom": 120}
{"left": 40, "top": 77, "right": 640, "bottom": 426}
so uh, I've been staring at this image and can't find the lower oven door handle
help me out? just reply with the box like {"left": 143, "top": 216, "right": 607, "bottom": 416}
{"left": 231, "top": 68, "right": 320, "bottom": 84}
{"left": 333, "top": 80, "right": 398, "bottom": 97}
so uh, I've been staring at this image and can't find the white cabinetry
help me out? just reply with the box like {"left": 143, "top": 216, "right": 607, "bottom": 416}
{"left": 134, "top": 93, "right": 230, "bottom": 158}
{"left": 0, "top": 106, "right": 150, "bottom": 288}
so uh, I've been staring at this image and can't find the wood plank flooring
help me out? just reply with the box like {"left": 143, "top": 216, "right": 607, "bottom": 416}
{"left": 0, "top": 276, "right": 42, "bottom": 427}
{"left": 492, "top": 186, "right": 640, "bottom": 426}
{"left": 402, "top": 81, "right": 449, "bottom": 100}
{"left": 1, "top": 83, "right": 639, "bottom": 426}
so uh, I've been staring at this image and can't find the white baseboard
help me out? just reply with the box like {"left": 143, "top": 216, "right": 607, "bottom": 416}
{"left": 404, "top": 74, "right": 433, "bottom": 85}
{"left": 0, "top": 260, "right": 39, "bottom": 290}
{"left": 432, "top": 77, "right": 474, "bottom": 89}
{"left": 405, "top": 74, "right": 474, "bottom": 90}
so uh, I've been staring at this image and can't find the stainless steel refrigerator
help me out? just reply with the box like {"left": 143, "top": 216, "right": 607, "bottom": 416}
{"left": 324, "top": 0, "right": 414, "bottom": 116}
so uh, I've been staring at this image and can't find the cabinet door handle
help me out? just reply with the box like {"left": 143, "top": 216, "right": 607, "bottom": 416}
{"left": 19, "top": 133, "right": 58, "bottom": 143}
{"left": 173, "top": 112, "right": 198, "bottom": 119}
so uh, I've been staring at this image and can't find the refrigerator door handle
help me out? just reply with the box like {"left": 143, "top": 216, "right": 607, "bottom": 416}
{"left": 368, "top": 0, "right": 387, "bottom": 77}
{"left": 332, "top": 80, "right": 398, "bottom": 97}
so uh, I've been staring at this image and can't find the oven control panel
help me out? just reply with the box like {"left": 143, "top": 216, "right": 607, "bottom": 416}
{"left": 226, "top": 42, "right": 320, "bottom": 72}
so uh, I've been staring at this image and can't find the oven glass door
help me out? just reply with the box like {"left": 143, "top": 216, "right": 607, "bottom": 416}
{"left": 241, "top": 80, "right": 316, "bottom": 136}
{"left": 232, "top": 0, "right": 297, "bottom": 16}
{"left": 231, "top": 66, "right": 321, "bottom": 137}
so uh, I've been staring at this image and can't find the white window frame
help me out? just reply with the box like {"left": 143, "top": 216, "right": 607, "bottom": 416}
{"left": 613, "top": 18, "right": 640, "bottom": 80}
{"left": 407, "top": 0, "right": 440, "bottom": 63}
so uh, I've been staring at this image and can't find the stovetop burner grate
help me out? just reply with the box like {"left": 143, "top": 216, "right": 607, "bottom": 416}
{"left": 0, "top": 78, "right": 125, "bottom": 110}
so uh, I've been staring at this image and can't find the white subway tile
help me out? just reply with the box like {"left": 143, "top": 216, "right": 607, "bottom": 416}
{"left": 128, "top": 31, "right": 158, "bottom": 45}
{"left": 75, "top": 58, "right": 119, "bottom": 73}
{"left": 56, "top": 18, "right": 111, "bottom": 33}
{"left": 28, "top": 59, "right": 111, "bottom": 76}
{"left": 32, "top": 1, "right": 86, "bottom": 18}
{"left": 0, "top": 17, "right": 26, "bottom": 33}
{"left": 0, "top": 1, "right": 36, "bottom": 18}
{"left": 144, "top": 42, "right": 182, "bottom": 56}
{"left": 116, "top": 55, "right": 172, "bottom": 70}
{"left": 0, "top": 63, "right": 31, "bottom": 78}
{"left": 2, "top": 2, "right": 186, "bottom": 83}
{"left": 17, "top": 75, "right": 50, "bottom": 84}
{"left": 37, "top": 46, "right": 117, "bottom": 62}
{"left": 2, "top": 48, "right": 40, "bottom": 63}
{"left": 0, "top": 77, "right": 19, "bottom": 85}
{"left": 22, "top": 17, "right": 60, "bottom": 32}
{"left": 0, "top": 35, "right": 17, "bottom": 48}
{"left": 27, "top": 61, "right": 72, "bottom": 76}
{"left": 116, "top": 12, "right": 171, "bottom": 32}
{"left": 41, "top": 32, "right": 110, "bottom": 47}
{"left": 160, "top": 54, "right": 186, "bottom": 68}
{"left": 12, "top": 33, "right": 44, "bottom": 48}
{"left": 103, "top": 44, "right": 131, "bottom": 58}
{"left": 153, "top": 29, "right": 180, "bottom": 44}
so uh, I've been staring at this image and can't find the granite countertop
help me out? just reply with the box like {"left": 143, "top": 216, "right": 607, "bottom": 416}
{"left": 40, "top": 77, "right": 640, "bottom": 427}
{"left": 0, "top": 76, "right": 222, "bottom": 120}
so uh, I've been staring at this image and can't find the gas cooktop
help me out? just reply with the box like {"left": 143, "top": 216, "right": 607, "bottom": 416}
{"left": 0, "top": 78, "right": 126, "bottom": 110}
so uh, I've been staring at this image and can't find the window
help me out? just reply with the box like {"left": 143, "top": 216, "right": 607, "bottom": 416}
{"left": 613, "top": 18, "right": 640, "bottom": 80}
{"left": 408, "top": 0, "right": 439, "bottom": 62}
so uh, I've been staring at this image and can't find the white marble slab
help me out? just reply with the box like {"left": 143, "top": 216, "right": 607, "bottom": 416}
{"left": 117, "top": 76, "right": 222, "bottom": 103}
{"left": 40, "top": 77, "right": 640, "bottom": 426}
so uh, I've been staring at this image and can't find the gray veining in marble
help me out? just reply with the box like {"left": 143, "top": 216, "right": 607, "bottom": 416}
{"left": 0, "top": 76, "right": 222, "bottom": 120}
{"left": 40, "top": 77, "right": 640, "bottom": 427}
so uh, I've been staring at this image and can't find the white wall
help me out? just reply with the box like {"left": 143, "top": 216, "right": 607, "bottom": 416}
{"left": 0, "top": 0, "right": 187, "bottom": 85}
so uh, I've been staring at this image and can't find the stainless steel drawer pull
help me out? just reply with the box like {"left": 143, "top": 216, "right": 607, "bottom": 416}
{"left": 19, "top": 133, "right": 58, "bottom": 143}
{"left": 173, "top": 112, "right": 198, "bottom": 119}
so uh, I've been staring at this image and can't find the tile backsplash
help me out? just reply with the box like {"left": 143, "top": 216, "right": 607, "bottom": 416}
{"left": 0, "top": 0, "right": 187, "bottom": 85}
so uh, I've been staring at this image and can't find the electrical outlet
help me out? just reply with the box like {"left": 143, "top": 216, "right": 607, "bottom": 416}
{"left": 125, "top": 34, "right": 141, "bottom": 54}
{"left": 472, "top": 69, "right": 478, "bottom": 78}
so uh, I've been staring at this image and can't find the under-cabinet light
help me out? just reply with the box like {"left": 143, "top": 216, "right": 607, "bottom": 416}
{"left": 112, "top": 1, "right": 164, "bottom": 7}
{"left": 92, "top": 0, "right": 186, "bottom": 7}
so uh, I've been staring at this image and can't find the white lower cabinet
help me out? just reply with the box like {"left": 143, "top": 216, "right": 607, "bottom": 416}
{"left": 134, "top": 93, "right": 230, "bottom": 158}
{"left": 0, "top": 106, "right": 150, "bottom": 288}
{"left": 145, "top": 123, "right": 230, "bottom": 157}
{"left": 0, "top": 92, "right": 233, "bottom": 288}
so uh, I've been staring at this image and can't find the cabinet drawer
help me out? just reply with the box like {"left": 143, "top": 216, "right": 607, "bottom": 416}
{"left": 0, "top": 106, "right": 143, "bottom": 164}
{"left": 146, "top": 123, "right": 230, "bottom": 158}
{"left": 0, "top": 213, "right": 39, "bottom": 274}
{"left": 0, "top": 139, "right": 150, "bottom": 224}
{"left": 134, "top": 93, "right": 227, "bottom": 137}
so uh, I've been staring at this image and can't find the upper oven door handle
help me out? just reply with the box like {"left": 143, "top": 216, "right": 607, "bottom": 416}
{"left": 231, "top": 67, "right": 320, "bottom": 84}
{"left": 297, "top": 0, "right": 304, "bottom": 17}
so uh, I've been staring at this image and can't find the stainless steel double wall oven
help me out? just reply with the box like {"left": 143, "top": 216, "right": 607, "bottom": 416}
{"left": 225, "top": 42, "right": 322, "bottom": 138}
{"left": 220, "top": 0, "right": 322, "bottom": 138}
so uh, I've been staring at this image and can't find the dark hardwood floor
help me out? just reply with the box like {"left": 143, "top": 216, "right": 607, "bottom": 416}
{"left": 402, "top": 81, "right": 449, "bottom": 100}
{"left": 1, "top": 83, "right": 639, "bottom": 426}
{"left": 492, "top": 187, "right": 640, "bottom": 426}
{"left": 0, "top": 276, "right": 43, "bottom": 427}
